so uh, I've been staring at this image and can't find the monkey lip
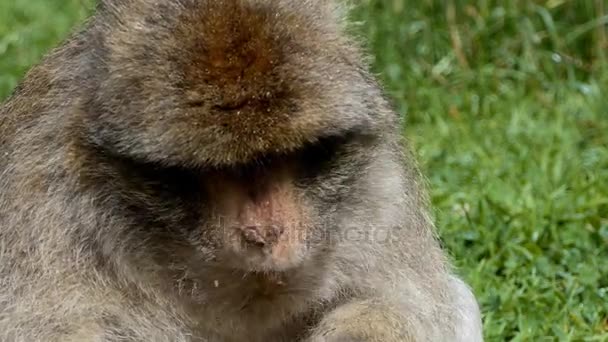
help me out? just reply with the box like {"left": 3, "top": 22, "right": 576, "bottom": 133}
{"left": 218, "top": 249, "right": 304, "bottom": 273}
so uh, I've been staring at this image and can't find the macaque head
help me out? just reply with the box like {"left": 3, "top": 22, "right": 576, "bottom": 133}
{"left": 83, "top": 0, "right": 396, "bottom": 273}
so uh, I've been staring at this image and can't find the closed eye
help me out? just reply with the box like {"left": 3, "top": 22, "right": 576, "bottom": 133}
{"left": 296, "top": 129, "right": 366, "bottom": 180}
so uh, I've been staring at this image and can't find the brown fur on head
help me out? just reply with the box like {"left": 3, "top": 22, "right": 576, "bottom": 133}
{"left": 87, "top": 0, "right": 386, "bottom": 167}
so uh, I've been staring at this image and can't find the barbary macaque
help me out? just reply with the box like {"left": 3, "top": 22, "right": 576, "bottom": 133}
{"left": 0, "top": 0, "right": 483, "bottom": 341}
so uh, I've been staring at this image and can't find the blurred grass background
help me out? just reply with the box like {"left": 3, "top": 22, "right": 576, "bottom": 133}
{"left": 1, "top": 0, "right": 607, "bottom": 340}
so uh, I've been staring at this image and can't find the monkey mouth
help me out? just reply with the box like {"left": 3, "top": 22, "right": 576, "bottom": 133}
{"left": 215, "top": 226, "right": 309, "bottom": 273}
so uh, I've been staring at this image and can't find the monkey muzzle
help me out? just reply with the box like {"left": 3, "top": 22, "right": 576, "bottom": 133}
{"left": 204, "top": 164, "right": 311, "bottom": 272}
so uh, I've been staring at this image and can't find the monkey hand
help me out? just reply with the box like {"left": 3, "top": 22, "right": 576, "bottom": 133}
{"left": 308, "top": 277, "right": 483, "bottom": 342}
{"left": 307, "top": 298, "right": 419, "bottom": 342}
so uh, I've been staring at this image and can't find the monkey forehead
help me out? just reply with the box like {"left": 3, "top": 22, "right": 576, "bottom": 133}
{"left": 101, "top": 0, "right": 367, "bottom": 104}
{"left": 92, "top": 0, "right": 389, "bottom": 166}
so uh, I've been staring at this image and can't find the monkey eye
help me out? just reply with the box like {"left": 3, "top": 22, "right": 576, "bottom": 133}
{"left": 297, "top": 133, "right": 353, "bottom": 179}
{"left": 114, "top": 152, "right": 203, "bottom": 198}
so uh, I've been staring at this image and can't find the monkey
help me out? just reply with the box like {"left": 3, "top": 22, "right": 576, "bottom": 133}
{"left": 0, "top": 0, "right": 483, "bottom": 341}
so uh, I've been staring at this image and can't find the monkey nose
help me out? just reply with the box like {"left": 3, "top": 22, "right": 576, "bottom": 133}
{"left": 240, "top": 225, "right": 284, "bottom": 247}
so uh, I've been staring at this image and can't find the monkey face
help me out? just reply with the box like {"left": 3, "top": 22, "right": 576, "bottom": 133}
{"left": 194, "top": 133, "right": 368, "bottom": 272}
{"left": 81, "top": 1, "right": 392, "bottom": 276}
{"left": 85, "top": 127, "right": 372, "bottom": 276}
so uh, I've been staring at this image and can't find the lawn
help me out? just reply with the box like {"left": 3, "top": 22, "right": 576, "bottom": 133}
{"left": 1, "top": 0, "right": 607, "bottom": 340}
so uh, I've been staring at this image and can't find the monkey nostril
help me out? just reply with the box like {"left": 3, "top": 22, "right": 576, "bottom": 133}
{"left": 241, "top": 226, "right": 267, "bottom": 247}
{"left": 240, "top": 225, "right": 285, "bottom": 247}
{"left": 265, "top": 225, "right": 285, "bottom": 245}
{"left": 273, "top": 225, "right": 285, "bottom": 238}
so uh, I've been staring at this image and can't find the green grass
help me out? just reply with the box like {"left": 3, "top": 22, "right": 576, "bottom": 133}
{"left": 1, "top": 0, "right": 607, "bottom": 340}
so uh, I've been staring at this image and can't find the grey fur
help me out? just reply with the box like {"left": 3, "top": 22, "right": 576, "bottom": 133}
{"left": 0, "top": 1, "right": 483, "bottom": 341}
